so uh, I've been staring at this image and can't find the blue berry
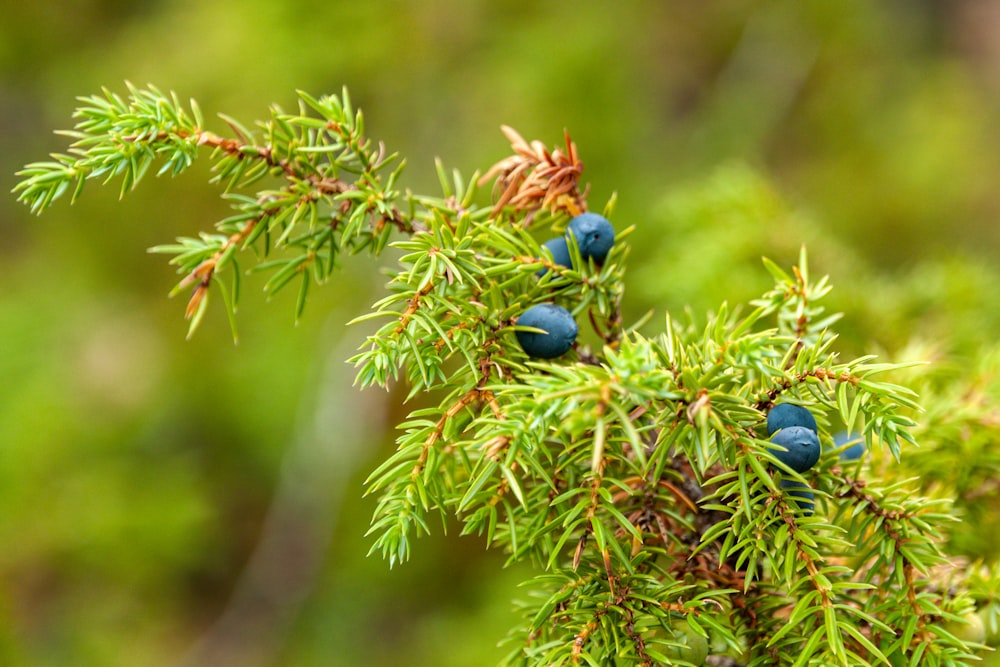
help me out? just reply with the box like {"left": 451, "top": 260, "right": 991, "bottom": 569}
{"left": 537, "top": 236, "right": 572, "bottom": 276}
{"left": 766, "top": 403, "right": 818, "bottom": 436}
{"left": 515, "top": 303, "right": 578, "bottom": 359}
{"left": 833, "top": 431, "right": 865, "bottom": 461}
{"left": 568, "top": 212, "right": 615, "bottom": 264}
{"left": 770, "top": 425, "right": 821, "bottom": 473}
{"left": 780, "top": 479, "right": 815, "bottom": 515}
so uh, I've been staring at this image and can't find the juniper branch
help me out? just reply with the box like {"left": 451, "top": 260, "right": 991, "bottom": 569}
{"left": 13, "top": 84, "right": 998, "bottom": 666}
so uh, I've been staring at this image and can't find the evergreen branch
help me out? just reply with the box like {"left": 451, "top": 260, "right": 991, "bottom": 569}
{"left": 16, "top": 84, "right": 413, "bottom": 336}
{"left": 16, "top": 86, "right": 999, "bottom": 665}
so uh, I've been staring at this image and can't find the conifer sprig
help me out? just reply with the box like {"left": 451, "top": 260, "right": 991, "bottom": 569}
{"left": 15, "top": 83, "right": 410, "bottom": 338}
{"left": 13, "top": 85, "right": 997, "bottom": 666}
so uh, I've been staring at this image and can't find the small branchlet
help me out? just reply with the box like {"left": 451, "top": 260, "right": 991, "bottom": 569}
{"left": 16, "top": 83, "right": 409, "bottom": 339}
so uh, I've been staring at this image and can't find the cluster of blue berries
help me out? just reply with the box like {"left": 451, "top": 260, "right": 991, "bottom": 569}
{"left": 766, "top": 403, "right": 866, "bottom": 515}
{"left": 514, "top": 213, "right": 615, "bottom": 359}
{"left": 767, "top": 404, "right": 821, "bottom": 472}
{"left": 766, "top": 404, "right": 821, "bottom": 515}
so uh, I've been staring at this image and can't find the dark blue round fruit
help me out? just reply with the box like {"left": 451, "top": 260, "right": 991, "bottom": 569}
{"left": 537, "top": 236, "right": 572, "bottom": 276}
{"left": 780, "top": 479, "right": 815, "bottom": 515}
{"left": 766, "top": 403, "right": 818, "bottom": 436}
{"left": 515, "top": 303, "right": 578, "bottom": 359}
{"left": 769, "top": 425, "right": 821, "bottom": 473}
{"left": 568, "top": 212, "right": 615, "bottom": 264}
{"left": 833, "top": 431, "right": 865, "bottom": 461}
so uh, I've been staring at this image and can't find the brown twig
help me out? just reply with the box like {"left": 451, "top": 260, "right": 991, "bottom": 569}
{"left": 479, "top": 125, "right": 588, "bottom": 221}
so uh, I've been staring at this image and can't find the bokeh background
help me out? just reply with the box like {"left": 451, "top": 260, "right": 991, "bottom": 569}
{"left": 3, "top": 1, "right": 1000, "bottom": 665}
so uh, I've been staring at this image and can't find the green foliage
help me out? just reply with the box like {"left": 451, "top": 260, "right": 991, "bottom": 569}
{"left": 16, "top": 83, "right": 409, "bottom": 339}
{"left": 14, "top": 85, "right": 1000, "bottom": 666}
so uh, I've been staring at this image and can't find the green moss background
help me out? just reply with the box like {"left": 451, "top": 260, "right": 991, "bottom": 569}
{"left": 3, "top": 1, "right": 1000, "bottom": 664}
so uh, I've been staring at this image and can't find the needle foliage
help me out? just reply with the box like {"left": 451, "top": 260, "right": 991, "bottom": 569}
{"left": 14, "top": 84, "right": 1000, "bottom": 666}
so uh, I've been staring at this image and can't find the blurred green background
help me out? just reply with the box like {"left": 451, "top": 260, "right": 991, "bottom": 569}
{"left": 3, "top": 1, "right": 1000, "bottom": 665}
